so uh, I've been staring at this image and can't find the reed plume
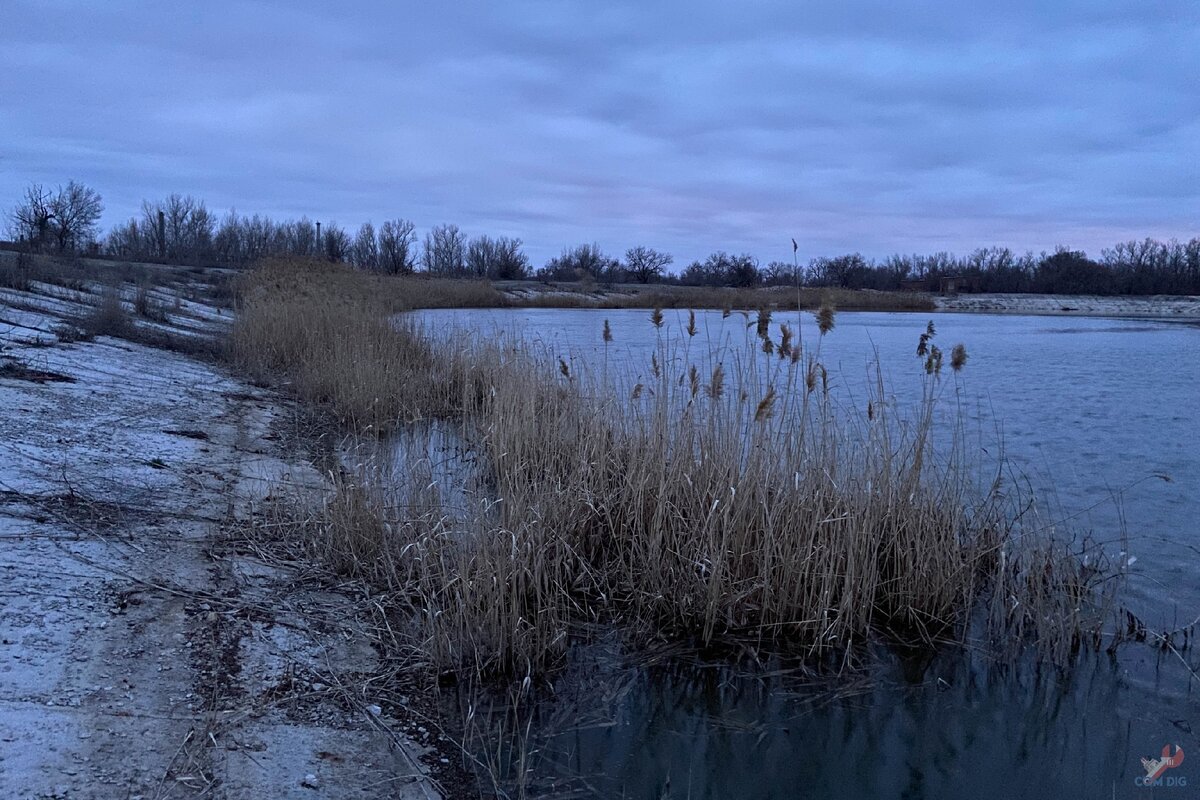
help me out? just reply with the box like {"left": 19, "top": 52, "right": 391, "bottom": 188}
{"left": 815, "top": 303, "right": 836, "bottom": 335}
{"left": 754, "top": 307, "right": 771, "bottom": 339}
{"left": 754, "top": 385, "right": 777, "bottom": 421}
{"left": 778, "top": 323, "right": 793, "bottom": 359}
{"left": 950, "top": 343, "right": 968, "bottom": 371}
{"left": 707, "top": 363, "right": 725, "bottom": 399}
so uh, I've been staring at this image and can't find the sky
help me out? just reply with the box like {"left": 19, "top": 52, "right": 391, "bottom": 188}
{"left": 2, "top": 0, "right": 1198, "bottom": 267}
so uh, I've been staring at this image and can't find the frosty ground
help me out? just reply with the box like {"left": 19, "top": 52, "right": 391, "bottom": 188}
{"left": 0, "top": 265, "right": 442, "bottom": 799}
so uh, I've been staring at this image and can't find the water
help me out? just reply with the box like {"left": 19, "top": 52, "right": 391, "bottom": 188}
{"left": 413, "top": 308, "right": 1200, "bottom": 798}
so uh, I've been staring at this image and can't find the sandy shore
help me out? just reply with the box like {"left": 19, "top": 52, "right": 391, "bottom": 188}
{"left": 935, "top": 292, "right": 1200, "bottom": 319}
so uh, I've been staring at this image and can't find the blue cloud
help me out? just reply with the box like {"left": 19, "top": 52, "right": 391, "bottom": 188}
{"left": 2, "top": 0, "right": 1197, "bottom": 264}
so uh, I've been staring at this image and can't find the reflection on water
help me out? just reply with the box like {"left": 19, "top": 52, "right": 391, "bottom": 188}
{"left": 452, "top": 636, "right": 1200, "bottom": 799}
{"left": 515, "top": 650, "right": 1131, "bottom": 798}
{"left": 409, "top": 308, "right": 1200, "bottom": 799}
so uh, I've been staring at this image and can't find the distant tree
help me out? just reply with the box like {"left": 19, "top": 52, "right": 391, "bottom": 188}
{"left": 7, "top": 184, "right": 55, "bottom": 251}
{"left": 322, "top": 222, "right": 351, "bottom": 262}
{"left": 808, "top": 253, "right": 870, "bottom": 288}
{"left": 465, "top": 235, "right": 497, "bottom": 278}
{"left": 423, "top": 223, "right": 467, "bottom": 275}
{"left": 760, "top": 260, "right": 798, "bottom": 287}
{"left": 491, "top": 237, "right": 530, "bottom": 280}
{"left": 624, "top": 246, "right": 673, "bottom": 283}
{"left": 279, "top": 217, "right": 318, "bottom": 258}
{"left": 8, "top": 181, "right": 102, "bottom": 254}
{"left": 49, "top": 181, "right": 104, "bottom": 254}
{"left": 965, "top": 247, "right": 1031, "bottom": 293}
{"left": 538, "top": 243, "right": 618, "bottom": 281}
{"left": 211, "top": 211, "right": 244, "bottom": 265}
{"left": 139, "top": 195, "right": 214, "bottom": 263}
{"left": 104, "top": 218, "right": 145, "bottom": 260}
{"left": 467, "top": 235, "right": 529, "bottom": 280}
{"left": 726, "top": 253, "right": 760, "bottom": 287}
{"left": 351, "top": 222, "right": 379, "bottom": 270}
{"left": 1185, "top": 238, "right": 1200, "bottom": 294}
{"left": 378, "top": 218, "right": 418, "bottom": 274}
{"left": 679, "top": 257, "right": 720, "bottom": 286}
{"left": 678, "top": 252, "right": 759, "bottom": 287}
{"left": 1034, "top": 248, "right": 1111, "bottom": 294}
{"left": 880, "top": 254, "right": 914, "bottom": 287}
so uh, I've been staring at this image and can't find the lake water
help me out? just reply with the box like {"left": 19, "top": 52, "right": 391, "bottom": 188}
{"left": 414, "top": 307, "right": 1200, "bottom": 799}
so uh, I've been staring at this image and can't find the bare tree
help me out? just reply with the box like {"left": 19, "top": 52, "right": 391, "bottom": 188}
{"left": 624, "top": 246, "right": 673, "bottom": 283}
{"left": 539, "top": 243, "right": 618, "bottom": 281}
{"left": 49, "top": 181, "right": 104, "bottom": 254}
{"left": 8, "top": 181, "right": 102, "bottom": 254}
{"left": 378, "top": 218, "right": 418, "bottom": 274}
{"left": 281, "top": 217, "right": 319, "bottom": 258}
{"left": 490, "top": 236, "right": 529, "bottom": 280}
{"left": 322, "top": 222, "right": 351, "bottom": 262}
{"left": 8, "top": 183, "right": 56, "bottom": 251}
{"left": 140, "top": 195, "right": 214, "bottom": 263}
{"left": 351, "top": 222, "right": 379, "bottom": 270}
{"left": 466, "top": 235, "right": 530, "bottom": 280}
{"left": 465, "top": 235, "right": 496, "bottom": 278}
{"left": 423, "top": 223, "right": 466, "bottom": 275}
{"left": 104, "top": 218, "right": 145, "bottom": 260}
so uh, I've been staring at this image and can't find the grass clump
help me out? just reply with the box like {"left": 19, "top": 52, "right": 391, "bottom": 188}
{"left": 236, "top": 259, "right": 1121, "bottom": 682}
{"left": 0, "top": 252, "right": 34, "bottom": 291}
{"left": 133, "top": 281, "right": 169, "bottom": 322}
{"left": 83, "top": 288, "right": 133, "bottom": 338}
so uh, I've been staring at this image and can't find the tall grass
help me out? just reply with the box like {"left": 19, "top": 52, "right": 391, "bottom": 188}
{"left": 484, "top": 278, "right": 933, "bottom": 312}
{"left": 236, "top": 259, "right": 1119, "bottom": 682}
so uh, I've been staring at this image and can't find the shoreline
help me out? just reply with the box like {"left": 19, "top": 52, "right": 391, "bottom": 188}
{"left": 933, "top": 291, "right": 1200, "bottom": 320}
{"left": 0, "top": 272, "right": 445, "bottom": 799}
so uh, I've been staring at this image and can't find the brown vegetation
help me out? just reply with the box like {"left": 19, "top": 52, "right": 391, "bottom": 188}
{"left": 234, "top": 259, "right": 1119, "bottom": 684}
{"left": 501, "top": 280, "right": 935, "bottom": 312}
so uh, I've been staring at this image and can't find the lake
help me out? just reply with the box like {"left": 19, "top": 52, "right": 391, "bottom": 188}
{"left": 413, "top": 307, "right": 1200, "bottom": 799}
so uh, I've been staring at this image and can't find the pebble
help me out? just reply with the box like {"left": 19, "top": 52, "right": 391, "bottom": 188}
{"left": 366, "top": 704, "right": 382, "bottom": 716}
{"left": 301, "top": 773, "right": 320, "bottom": 789}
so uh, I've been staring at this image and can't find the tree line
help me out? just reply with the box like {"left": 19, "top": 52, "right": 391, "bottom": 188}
{"left": 5, "top": 180, "right": 1199, "bottom": 294}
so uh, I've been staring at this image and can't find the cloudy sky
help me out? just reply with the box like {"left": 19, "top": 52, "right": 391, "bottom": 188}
{"left": 2, "top": 1, "right": 1197, "bottom": 266}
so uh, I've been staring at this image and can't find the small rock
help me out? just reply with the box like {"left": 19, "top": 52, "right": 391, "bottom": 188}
{"left": 301, "top": 773, "right": 320, "bottom": 789}
{"left": 311, "top": 682, "right": 326, "bottom": 692}
{"left": 366, "top": 704, "right": 382, "bottom": 716}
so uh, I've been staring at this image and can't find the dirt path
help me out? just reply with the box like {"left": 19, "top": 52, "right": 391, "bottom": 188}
{"left": 0, "top": 282, "right": 439, "bottom": 798}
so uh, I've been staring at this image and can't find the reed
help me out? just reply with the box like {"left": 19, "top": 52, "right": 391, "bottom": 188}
{"left": 236, "top": 259, "right": 1120, "bottom": 682}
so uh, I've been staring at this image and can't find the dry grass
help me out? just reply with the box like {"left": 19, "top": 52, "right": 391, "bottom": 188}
{"left": 501, "top": 280, "right": 934, "bottom": 312}
{"left": 0, "top": 251, "right": 109, "bottom": 293}
{"left": 236, "top": 259, "right": 1120, "bottom": 683}
{"left": 84, "top": 287, "right": 134, "bottom": 338}
{"left": 0, "top": 252, "right": 35, "bottom": 291}
{"left": 230, "top": 260, "right": 461, "bottom": 428}
{"left": 133, "top": 281, "right": 169, "bottom": 322}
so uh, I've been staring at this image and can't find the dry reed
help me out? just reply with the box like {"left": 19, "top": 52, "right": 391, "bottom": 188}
{"left": 236, "top": 259, "right": 1121, "bottom": 682}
